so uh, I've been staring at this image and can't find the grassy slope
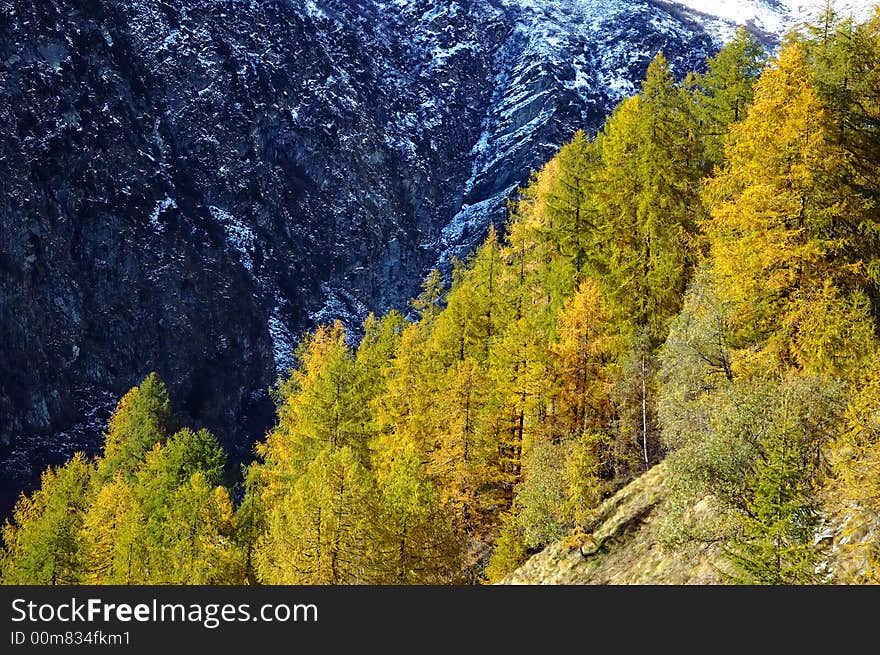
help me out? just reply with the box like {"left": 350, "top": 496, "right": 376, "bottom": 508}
{"left": 501, "top": 456, "right": 880, "bottom": 584}
{"left": 502, "top": 461, "right": 733, "bottom": 584}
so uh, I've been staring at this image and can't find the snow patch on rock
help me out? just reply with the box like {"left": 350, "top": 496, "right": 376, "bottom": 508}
{"left": 268, "top": 309, "right": 298, "bottom": 377}
{"left": 148, "top": 196, "right": 177, "bottom": 232}
{"left": 209, "top": 206, "right": 256, "bottom": 273}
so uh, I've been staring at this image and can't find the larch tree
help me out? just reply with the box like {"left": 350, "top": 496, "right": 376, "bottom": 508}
{"left": 829, "top": 353, "right": 880, "bottom": 582}
{"left": 255, "top": 446, "right": 376, "bottom": 584}
{"left": 80, "top": 473, "right": 144, "bottom": 584}
{"left": 691, "top": 27, "right": 765, "bottom": 167}
{"left": 592, "top": 53, "right": 705, "bottom": 474}
{"left": 1, "top": 454, "right": 92, "bottom": 585}
{"left": 373, "top": 442, "right": 462, "bottom": 584}
{"left": 703, "top": 41, "right": 873, "bottom": 378}
{"left": 596, "top": 52, "right": 703, "bottom": 344}
{"left": 257, "top": 322, "right": 370, "bottom": 507}
{"left": 801, "top": 9, "right": 880, "bottom": 318}
{"left": 96, "top": 372, "right": 174, "bottom": 482}
{"left": 95, "top": 427, "right": 242, "bottom": 584}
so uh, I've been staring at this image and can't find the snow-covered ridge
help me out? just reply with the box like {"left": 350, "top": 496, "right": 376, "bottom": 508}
{"left": 668, "top": 0, "right": 877, "bottom": 41}
{"left": 502, "top": 0, "right": 877, "bottom": 43}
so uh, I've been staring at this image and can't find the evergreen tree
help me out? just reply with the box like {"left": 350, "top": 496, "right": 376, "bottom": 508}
{"left": 725, "top": 416, "right": 827, "bottom": 585}
{"left": 703, "top": 42, "right": 873, "bottom": 377}
{"left": 255, "top": 447, "right": 376, "bottom": 584}
{"left": 97, "top": 372, "right": 174, "bottom": 481}
{"left": 1, "top": 454, "right": 92, "bottom": 584}
{"left": 692, "top": 27, "right": 765, "bottom": 166}
{"left": 373, "top": 443, "right": 462, "bottom": 584}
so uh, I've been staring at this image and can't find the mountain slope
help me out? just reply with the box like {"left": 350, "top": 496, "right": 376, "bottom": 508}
{"left": 1, "top": 0, "right": 874, "bottom": 514}
{"left": 501, "top": 460, "right": 878, "bottom": 584}
{"left": 500, "top": 462, "right": 729, "bottom": 584}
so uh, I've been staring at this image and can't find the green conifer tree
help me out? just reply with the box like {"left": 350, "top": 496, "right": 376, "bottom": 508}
{"left": 1, "top": 454, "right": 92, "bottom": 584}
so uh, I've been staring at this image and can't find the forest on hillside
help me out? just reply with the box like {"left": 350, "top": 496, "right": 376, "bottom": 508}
{"left": 3, "top": 8, "right": 880, "bottom": 585}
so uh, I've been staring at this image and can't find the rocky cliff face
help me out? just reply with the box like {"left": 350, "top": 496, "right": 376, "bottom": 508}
{"left": 1, "top": 0, "right": 868, "bottom": 514}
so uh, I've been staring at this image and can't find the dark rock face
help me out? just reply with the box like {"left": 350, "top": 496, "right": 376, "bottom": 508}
{"left": 0, "top": 0, "right": 766, "bottom": 513}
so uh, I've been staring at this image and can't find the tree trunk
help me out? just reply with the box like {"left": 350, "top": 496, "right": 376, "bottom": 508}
{"left": 641, "top": 355, "right": 649, "bottom": 471}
